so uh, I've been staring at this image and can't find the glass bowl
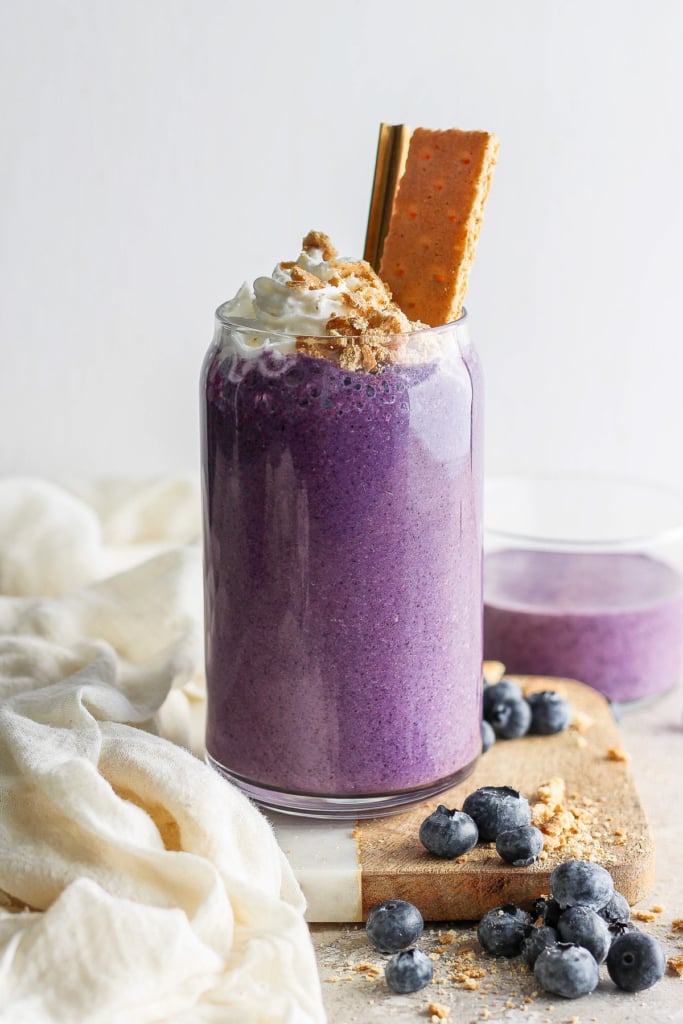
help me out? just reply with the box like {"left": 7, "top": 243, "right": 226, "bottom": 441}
{"left": 483, "top": 475, "right": 683, "bottom": 704}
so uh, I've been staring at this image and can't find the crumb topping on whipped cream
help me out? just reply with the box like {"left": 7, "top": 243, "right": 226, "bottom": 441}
{"left": 219, "top": 232, "right": 433, "bottom": 372}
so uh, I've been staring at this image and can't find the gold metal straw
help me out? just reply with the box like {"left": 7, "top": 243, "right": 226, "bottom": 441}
{"left": 363, "top": 123, "right": 411, "bottom": 272}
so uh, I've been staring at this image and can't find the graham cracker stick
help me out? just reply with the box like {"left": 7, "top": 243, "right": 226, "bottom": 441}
{"left": 379, "top": 128, "right": 499, "bottom": 326}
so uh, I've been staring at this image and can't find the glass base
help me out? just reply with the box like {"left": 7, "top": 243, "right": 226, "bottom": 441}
{"left": 205, "top": 752, "right": 480, "bottom": 820}
{"left": 608, "top": 679, "right": 680, "bottom": 719}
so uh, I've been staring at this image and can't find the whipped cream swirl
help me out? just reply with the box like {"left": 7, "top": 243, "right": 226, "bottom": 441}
{"left": 216, "top": 232, "right": 419, "bottom": 358}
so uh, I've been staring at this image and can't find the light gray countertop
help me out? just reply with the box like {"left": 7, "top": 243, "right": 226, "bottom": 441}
{"left": 310, "top": 684, "right": 683, "bottom": 1023}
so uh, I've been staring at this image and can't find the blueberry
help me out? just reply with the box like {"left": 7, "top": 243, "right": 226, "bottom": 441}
{"left": 487, "top": 696, "right": 532, "bottom": 739}
{"left": 483, "top": 679, "right": 524, "bottom": 719}
{"left": 533, "top": 943, "right": 600, "bottom": 998}
{"left": 481, "top": 719, "right": 496, "bottom": 753}
{"left": 478, "top": 903, "right": 533, "bottom": 958}
{"left": 526, "top": 691, "right": 572, "bottom": 734}
{"left": 533, "top": 895, "right": 562, "bottom": 929}
{"left": 521, "top": 925, "right": 558, "bottom": 968}
{"left": 365, "top": 899, "right": 424, "bottom": 953}
{"left": 557, "top": 905, "right": 612, "bottom": 964}
{"left": 606, "top": 930, "right": 666, "bottom": 991}
{"left": 419, "top": 805, "right": 478, "bottom": 859}
{"left": 609, "top": 919, "right": 639, "bottom": 939}
{"left": 550, "top": 859, "right": 614, "bottom": 910}
{"left": 496, "top": 825, "right": 544, "bottom": 866}
{"left": 598, "top": 890, "right": 631, "bottom": 927}
{"left": 384, "top": 948, "right": 434, "bottom": 993}
{"left": 462, "top": 786, "right": 531, "bottom": 842}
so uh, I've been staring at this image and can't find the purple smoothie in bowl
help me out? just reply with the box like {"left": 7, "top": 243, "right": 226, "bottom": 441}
{"left": 483, "top": 477, "right": 683, "bottom": 703}
{"left": 200, "top": 257, "right": 484, "bottom": 816}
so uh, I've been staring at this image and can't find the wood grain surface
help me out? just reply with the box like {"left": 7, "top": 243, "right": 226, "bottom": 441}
{"left": 359, "top": 677, "right": 655, "bottom": 921}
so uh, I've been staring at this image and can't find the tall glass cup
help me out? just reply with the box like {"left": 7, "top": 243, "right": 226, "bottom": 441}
{"left": 201, "top": 311, "right": 483, "bottom": 817}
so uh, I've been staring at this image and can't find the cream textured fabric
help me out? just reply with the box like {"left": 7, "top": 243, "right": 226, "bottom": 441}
{"left": 0, "top": 478, "right": 325, "bottom": 1024}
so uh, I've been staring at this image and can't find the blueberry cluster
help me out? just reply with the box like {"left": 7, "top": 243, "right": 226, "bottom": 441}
{"left": 482, "top": 678, "right": 572, "bottom": 752}
{"left": 479, "top": 859, "right": 666, "bottom": 998}
{"left": 420, "top": 786, "right": 544, "bottom": 868}
{"left": 365, "top": 899, "right": 433, "bottom": 993}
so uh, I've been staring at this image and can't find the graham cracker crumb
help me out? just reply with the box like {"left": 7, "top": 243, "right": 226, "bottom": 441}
{"left": 302, "top": 230, "right": 337, "bottom": 261}
{"left": 607, "top": 747, "right": 630, "bottom": 763}
{"left": 353, "top": 962, "right": 382, "bottom": 979}
{"left": 291, "top": 231, "right": 439, "bottom": 373}
{"left": 296, "top": 275, "right": 435, "bottom": 371}
{"left": 483, "top": 661, "right": 505, "bottom": 684}
{"left": 671, "top": 918, "right": 683, "bottom": 931}
{"left": 668, "top": 955, "right": 683, "bottom": 976}
{"left": 439, "top": 930, "right": 456, "bottom": 944}
{"left": 427, "top": 1003, "right": 450, "bottom": 1020}
{"left": 652, "top": 904, "right": 664, "bottom": 913}
{"left": 531, "top": 777, "right": 613, "bottom": 860}
{"left": 450, "top": 964, "right": 487, "bottom": 986}
{"left": 536, "top": 777, "right": 566, "bottom": 808}
{"left": 569, "top": 710, "right": 593, "bottom": 733}
{"left": 287, "top": 265, "right": 325, "bottom": 290}
{"left": 634, "top": 910, "right": 657, "bottom": 923}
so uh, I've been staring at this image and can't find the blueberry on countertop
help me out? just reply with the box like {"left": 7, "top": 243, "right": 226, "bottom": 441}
{"left": 607, "top": 930, "right": 666, "bottom": 992}
{"left": 526, "top": 690, "right": 572, "bottom": 734}
{"left": 550, "top": 859, "right": 614, "bottom": 911}
{"left": 598, "top": 890, "right": 631, "bottom": 927}
{"left": 557, "top": 905, "right": 612, "bottom": 964}
{"left": 533, "top": 895, "right": 562, "bottom": 929}
{"left": 521, "top": 925, "right": 558, "bottom": 968}
{"left": 487, "top": 696, "right": 532, "bottom": 739}
{"left": 462, "top": 786, "right": 531, "bottom": 842}
{"left": 608, "top": 919, "right": 639, "bottom": 939}
{"left": 477, "top": 903, "right": 533, "bottom": 958}
{"left": 384, "top": 947, "right": 434, "bottom": 993}
{"left": 365, "top": 899, "right": 423, "bottom": 953}
{"left": 495, "top": 824, "right": 544, "bottom": 866}
{"left": 481, "top": 718, "right": 496, "bottom": 753}
{"left": 533, "top": 942, "right": 600, "bottom": 998}
{"left": 419, "top": 805, "right": 479, "bottom": 859}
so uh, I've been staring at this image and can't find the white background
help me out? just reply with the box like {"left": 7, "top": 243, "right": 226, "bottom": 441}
{"left": 1, "top": 0, "right": 682, "bottom": 490}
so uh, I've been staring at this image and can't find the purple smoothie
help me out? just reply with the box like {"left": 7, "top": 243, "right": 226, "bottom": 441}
{"left": 484, "top": 548, "right": 683, "bottom": 701}
{"left": 201, "top": 326, "right": 483, "bottom": 811}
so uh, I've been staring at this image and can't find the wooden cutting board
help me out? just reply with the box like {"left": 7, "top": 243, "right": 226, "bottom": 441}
{"left": 359, "top": 676, "right": 654, "bottom": 920}
{"left": 272, "top": 676, "right": 655, "bottom": 922}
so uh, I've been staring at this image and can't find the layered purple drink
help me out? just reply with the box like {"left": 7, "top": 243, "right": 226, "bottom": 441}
{"left": 201, "top": 233, "right": 484, "bottom": 815}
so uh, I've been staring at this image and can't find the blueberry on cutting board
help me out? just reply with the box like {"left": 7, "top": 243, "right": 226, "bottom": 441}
{"left": 419, "top": 805, "right": 478, "bottom": 858}
{"left": 462, "top": 786, "right": 531, "bottom": 841}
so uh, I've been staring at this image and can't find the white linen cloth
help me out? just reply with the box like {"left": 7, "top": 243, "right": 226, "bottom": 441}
{"left": 0, "top": 478, "right": 326, "bottom": 1023}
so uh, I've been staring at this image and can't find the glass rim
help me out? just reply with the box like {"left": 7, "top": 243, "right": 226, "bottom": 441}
{"left": 484, "top": 472, "right": 683, "bottom": 551}
{"left": 214, "top": 304, "right": 468, "bottom": 340}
